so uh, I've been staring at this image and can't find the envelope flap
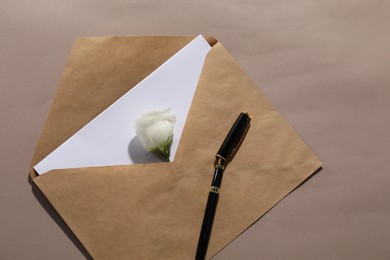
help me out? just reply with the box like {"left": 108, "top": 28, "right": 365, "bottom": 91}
{"left": 34, "top": 164, "right": 187, "bottom": 259}
{"left": 30, "top": 35, "right": 217, "bottom": 179}
{"left": 176, "top": 42, "right": 320, "bottom": 169}
{"left": 34, "top": 162, "right": 318, "bottom": 259}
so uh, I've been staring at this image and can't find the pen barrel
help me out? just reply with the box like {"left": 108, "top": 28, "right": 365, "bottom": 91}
{"left": 196, "top": 168, "right": 224, "bottom": 260}
{"left": 211, "top": 166, "right": 224, "bottom": 187}
{"left": 196, "top": 191, "right": 219, "bottom": 260}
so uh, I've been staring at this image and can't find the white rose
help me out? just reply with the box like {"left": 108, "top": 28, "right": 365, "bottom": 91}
{"left": 135, "top": 108, "right": 176, "bottom": 161}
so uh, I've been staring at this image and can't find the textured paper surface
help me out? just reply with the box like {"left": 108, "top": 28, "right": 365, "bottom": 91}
{"left": 30, "top": 36, "right": 321, "bottom": 259}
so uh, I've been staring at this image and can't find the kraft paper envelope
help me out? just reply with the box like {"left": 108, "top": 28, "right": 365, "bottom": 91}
{"left": 30, "top": 35, "right": 322, "bottom": 259}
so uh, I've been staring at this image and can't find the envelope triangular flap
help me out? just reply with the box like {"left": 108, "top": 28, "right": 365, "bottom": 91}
{"left": 32, "top": 36, "right": 321, "bottom": 259}
{"left": 29, "top": 35, "right": 217, "bottom": 179}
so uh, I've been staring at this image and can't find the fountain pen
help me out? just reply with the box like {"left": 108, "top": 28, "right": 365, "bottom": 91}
{"left": 195, "top": 112, "right": 251, "bottom": 260}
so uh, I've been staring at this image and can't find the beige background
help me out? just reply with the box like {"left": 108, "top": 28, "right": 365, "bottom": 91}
{"left": 1, "top": 1, "right": 389, "bottom": 259}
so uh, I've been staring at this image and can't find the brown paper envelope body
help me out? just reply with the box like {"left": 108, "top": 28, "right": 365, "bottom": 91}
{"left": 30, "top": 36, "right": 321, "bottom": 259}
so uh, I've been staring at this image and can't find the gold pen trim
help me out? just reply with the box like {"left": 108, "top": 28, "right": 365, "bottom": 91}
{"left": 210, "top": 186, "right": 220, "bottom": 193}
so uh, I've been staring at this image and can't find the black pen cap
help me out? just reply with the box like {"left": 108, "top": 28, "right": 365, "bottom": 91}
{"left": 216, "top": 112, "right": 251, "bottom": 162}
